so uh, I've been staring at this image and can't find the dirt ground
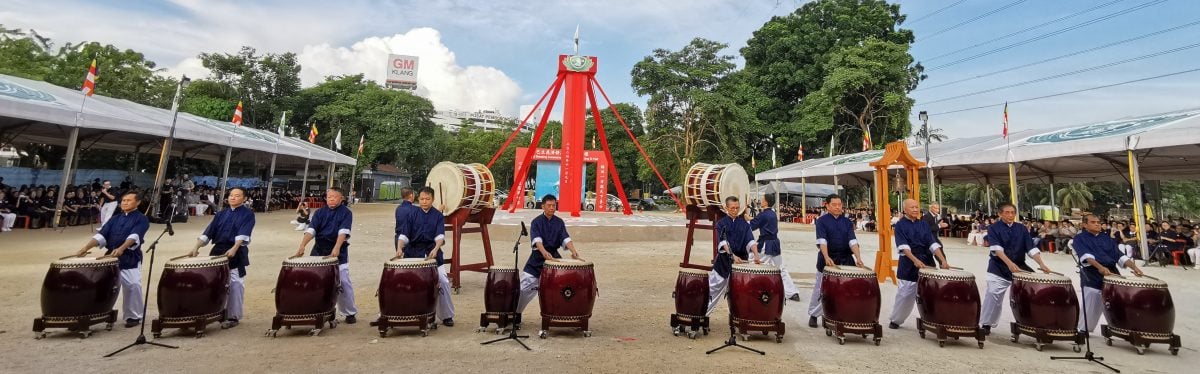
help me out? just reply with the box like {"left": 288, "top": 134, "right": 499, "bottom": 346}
{"left": 0, "top": 204, "right": 1195, "bottom": 373}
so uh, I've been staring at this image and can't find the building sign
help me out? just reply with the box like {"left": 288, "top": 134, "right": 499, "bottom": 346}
{"left": 386, "top": 54, "right": 419, "bottom": 87}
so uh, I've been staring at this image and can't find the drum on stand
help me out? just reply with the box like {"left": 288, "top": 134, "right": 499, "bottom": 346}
{"left": 1101, "top": 275, "right": 1180, "bottom": 355}
{"left": 683, "top": 163, "right": 749, "bottom": 211}
{"left": 538, "top": 259, "right": 597, "bottom": 338}
{"left": 820, "top": 266, "right": 882, "bottom": 345}
{"left": 426, "top": 161, "right": 495, "bottom": 215}
{"left": 670, "top": 268, "right": 710, "bottom": 339}
{"left": 152, "top": 255, "right": 230, "bottom": 338}
{"left": 480, "top": 265, "right": 520, "bottom": 333}
{"left": 268, "top": 256, "right": 340, "bottom": 337}
{"left": 1009, "top": 272, "right": 1082, "bottom": 351}
{"left": 372, "top": 258, "right": 439, "bottom": 337}
{"left": 916, "top": 268, "right": 985, "bottom": 348}
{"left": 33, "top": 256, "right": 120, "bottom": 339}
{"left": 728, "top": 263, "right": 785, "bottom": 343}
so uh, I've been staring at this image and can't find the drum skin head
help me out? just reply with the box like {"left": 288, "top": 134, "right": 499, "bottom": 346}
{"left": 1103, "top": 275, "right": 1168, "bottom": 288}
{"left": 426, "top": 161, "right": 467, "bottom": 214}
{"left": 165, "top": 255, "right": 229, "bottom": 268}
{"left": 51, "top": 256, "right": 118, "bottom": 268}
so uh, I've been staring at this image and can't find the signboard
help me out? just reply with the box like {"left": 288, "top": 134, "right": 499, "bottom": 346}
{"left": 386, "top": 54, "right": 419, "bottom": 88}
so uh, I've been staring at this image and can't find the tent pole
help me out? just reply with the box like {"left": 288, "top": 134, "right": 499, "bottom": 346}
{"left": 300, "top": 159, "right": 310, "bottom": 200}
{"left": 1128, "top": 148, "right": 1148, "bottom": 259}
{"left": 52, "top": 126, "right": 80, "bottom": 228}
{"left": 1048, "top": 176, "right": 1057, "bottom": 220}
{"left": 1008, "top": 162, "right": 1019, "bottom": 215}
{"left": 265, "top": 153, "right": 277, "bottom": 211}
{"left": 985, "top": 182, "right": 993, "bottom": 216}
{"left": 327, "top": 162, "right": 335, "bottom": 189}
{"left": 798, "top": 178, "right": 804, "bottom": 223}
{"left": 218, "top": 146, "right": 232, "bottom": 211}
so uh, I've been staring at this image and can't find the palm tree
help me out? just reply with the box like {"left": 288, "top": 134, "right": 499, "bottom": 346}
{"left": 1056, "top": 182, "right": 1093, "bottom": 212}
{"left": 962, "top": 183, "right": 1003, "bottom": 211}
{"left": 911, "top": 127, "right": 949, "bottom": 145}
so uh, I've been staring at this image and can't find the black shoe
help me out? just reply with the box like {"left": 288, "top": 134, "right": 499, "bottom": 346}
{"left": 124, "top": 318, "right": 141, "bottom": 328}
{"left": 789, "top": 294, "right": 801, "bottom": 302}
{"left": 442, "top": 318, "right": 455, "bottom": 327}
{"left": 888, "top": 322, "right": 900, "bottom": 329}
{"left": 345, "top": 314, "right": 357, "bottom": 324}
{"left": 981, "top": 325, "right": 991, "bottom": 335}
{"left": 808, "top": 316, "right": 819, "bottom": 328}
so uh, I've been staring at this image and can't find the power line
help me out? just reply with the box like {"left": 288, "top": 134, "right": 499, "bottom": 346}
{"left": 916, "top": 19, "right": 1200, "bottom": 92}
{"left": 918, "top": 42, "right": 1200, "bottom": 105}
{"left": 922, "top": 0, "right": 1126, "bottom": 63}
{"left": 926, "top": 0, "right": 1166, "bottom": 71}
{"left": 905, "top": 0, "right": 967, "bottom": 26}
{"left": 920, "top": 0, "right": 1029, "bottom": 41}
{"left": 925, "top": 67, "right": 1200, "bottom": 116}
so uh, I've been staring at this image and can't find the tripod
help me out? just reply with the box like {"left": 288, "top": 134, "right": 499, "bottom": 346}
{"left": 1050, "top": 262, "right": 1118, "bottom": 373}
{"left": 706, "top": 223, "right": 765, "bottom": 356}
{"left": 481, "top": 221, "right": 531, "bottom": 350}
{"left": 105, "top": 203, "right": 179, "bottom": 357}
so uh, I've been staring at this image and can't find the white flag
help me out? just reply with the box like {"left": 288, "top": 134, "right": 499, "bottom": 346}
{"left": 334, "top": 129, "right": 343, "bottom": 151}
{"left": 277, "top": 111, "right": 288, "bottom": 137}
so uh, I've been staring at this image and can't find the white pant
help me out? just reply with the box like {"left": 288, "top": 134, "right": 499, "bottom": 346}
{"left": 337, "top": 263, "right": 358, "bottom": 317}
{"left": 517, "top": 271, "right": 540, "bottom": 314}
{"left": 760, "top": 254, "right": 800, "bottom": 298}
{"left": 807, "top": 272, "right": 825, "bottom": 317}
{"left": 226, "top": 269, "right": 244, "bottom": 321}
{"left": 0, "top": 212, "right": 15, "bottom": 230}
{"left": 1119, "top": 244, "right": 1136, "bottom": 259}
{"left": 435, "top": 265, "right": 455, "bottom": 320}
{"left": 706, "top": 270, "right": 730, "bottom": 317}
{"left": 888, "top": 280, "right": 918, "bottom": 325}
{"left": 967, "top": 232, "right": 986, "bottom": 246}
{"left": 99, "top": 202, "right": 117, "bottom": 227}
{"left": 1187, "top": 248, "right": 1199, "bottom": 266}
{"left": 119, "top": 268, "right": 144, "bottom": 320}
{"left": 979, "top": 273, "right": 1011, "bottom": 328}
{"left": 189, "top": 204, "right": 209, "bottom": 216}
{"left": 1078, "top": 286, "right": 1104, "bottom": 333}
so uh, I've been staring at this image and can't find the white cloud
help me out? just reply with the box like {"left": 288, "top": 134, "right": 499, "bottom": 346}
{"left": 296, "top": 28, "right": 522, "bottom": 115}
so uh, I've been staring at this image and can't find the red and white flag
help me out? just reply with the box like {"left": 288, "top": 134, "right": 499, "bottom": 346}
{"left": 81, "top": 59, "right": 97, "bottom": 96}
{"left": 862, "top": 131, "right": 872, "bottom": 152}
{"left": 357, "top": 135, "right": 365, "bottom": 155}
{"left": 1002, "top": 101, "right": 1009, "bottom": 138}
{"left": 796, "top": 143, "right": 804, "bottom": 161}
{"left": 232, "top": 101, "right": 244, "bottom": 126}
{"left": 308, "top": 123, "right": 319, "bottom": 143}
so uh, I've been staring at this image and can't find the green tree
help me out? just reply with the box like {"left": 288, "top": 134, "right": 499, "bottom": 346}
{"left": 44, "top": 42, "right": 178, "bottom": 108}
{"left": 196, "top": 46, "right": 301, "bottom": 129}
{"left": 1056, "top": 182, "right": 1094, "bottom": 212}
{"left": 0, "top": 37, "right": 52, "bottom": 79}
{"left": 631, "top": 37, "right": 736, "bottom": 184}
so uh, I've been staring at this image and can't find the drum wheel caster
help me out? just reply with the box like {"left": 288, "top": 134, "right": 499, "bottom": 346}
{"left": 105, "top": 323, "right": 114, "bottom": 331}
{"left": 740, "top": 334, "right": 750, "bottom": 341}
{"left": 265, "top": 329, "right": 276, "bottom": 337}
{"left": 79, "top": 331, "right": 92, "bottom": 339}
{"left": 672, "top": 327, "right": 680, "bottom": 337}
{"left": 453, "top": 288, "right": 460, "bottom": 295}
{"left": 1034, "top": 343, "right": 1044, "bottom": 352}
{"left": 918, "top": 331, "right": 926, "bottom": 339}
{"left": 538, "top": 330, "right": 548, "bottom": 339}
{"left": 34, "top": 332, "right": 46, "bottom": 340}
{"left": 703, "top": 328, "right": 710, "bottom": 336}
{"left": 837, "top": 337, "right": 845, "bottom": 345}
{"left": 309, "top": 329, "right": 321, "bottom": 337}
{"left": 873, "top": 338, "right": 882, "bottom": 346}
{"left": 583, "top": 330, "right": 593, "bottom": 338}
{"left": 1010, "top": 335, "right": 1018, "bottom": 343}
{"left": 329, "top": 320, "right": 338, "bottom": 329}
{"left": 938, "top": 340, "right": 945, "bottom": 348}
{"left": 497, "top": 328, "right": 507, "bottom": 335}
{"left": 1135, "top": 346, "right": 1146, "bottom": 355}
{"left": 1105, "top": 338, "right": 1113, "bottom": 346}
{"left": 476, "top": 327, "right": 485, "bottom": 333}
{"left": 977, "top": 341, "right": 985, "bottom": 349}
{"left": 860, "top": 334, "right": 867, "bottom": 339}
{"left": 688, "top": 331, "right": 697, "bottom": 339}
{"left": 825, "top": 329, "right": 832, "bottom": 337}
{"left": 776, "top": 335, "right": 783, "bottom": 343}
{"left": 420, "top": 330, "right": 429, "bottom": 337}
{"left": 286, "top": 326, "right": 292, "bottom": 330}
{"left": 1170, "top": 347, "right": 1179, "bottom": 356}
{"left": 1072, "top": 345, "right": 1082, "bottom": 353}
{"left": 152, "top": 332, "right": 161, "bottom": 339}
{"left": 195, "top": 332, "right": 206, "bottom": 339}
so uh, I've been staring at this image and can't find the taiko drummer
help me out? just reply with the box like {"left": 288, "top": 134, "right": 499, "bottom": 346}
{"left": 186, "top": 187, "right": 255, "bottom": 329}
{"left": 74, "top": 191, "right": 148, "bottom": 328}
{"left": 888, "top": 199, "right": 950, "bottom": 330}
{"left": 293, "top": 187, "right": 358, "bottom": 324}
{"left": 516, "top": 195, "right": 584, "bottom": 317}
{"left": 706, "top": 196, "right": 761, "bottom": 317}
{"left": 1073, "top": 214, "right": 1144, "bottom": 334}
{"left": 396, "top": 186, "right": 456, "bottom": 327}
{"left": 978, "top": 202, "right": 1053, "bottom": 334}
{"left": 808, "top": 194, "right": 866, "bottom": 328}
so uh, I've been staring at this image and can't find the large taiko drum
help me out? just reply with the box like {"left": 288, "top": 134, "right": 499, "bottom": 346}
{"left": 378, "top": 258, "right": 438, "bottom": 320}
{"left": 485, "top": 265, "right": 519, "bottom": 314}
{"left": 674, "top": 268, "right": 710, "bottom": 318}
{"left": 275, "top": 256, "right": 339, "bottom": 317}
{"left": 1102, "top": 275, "right": 1174, "bottom": 336}
{"left": 1010, "top": 272, "right": 1078, "bottom": 332}
{"left": 821, "top": 266, "right": 881, "bottom": 326}
{"left": 426, "top": 161, "right": 495, "bottom": 215}
{"left": 729, "top": 263, "right": 784, "bottom": 324}
{"left": 40, "top": 256, "right": 120, "bottom": 319}
{"left": 158, "top": 256, "right": 230, "bottom": 319}
{"left": 683, "top": 163, "right": 749, "bottom": 209}
{"left": 917, "top": 268, "right": 981, "bottom": 329}
{"left": 539, "top": 259, "right": 598, "bottom": 320}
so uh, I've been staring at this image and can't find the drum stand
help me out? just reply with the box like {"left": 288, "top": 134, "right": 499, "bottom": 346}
{"left": 680, "top": 205, "right": 724, "bottom": 271}
{"left": 481, "top": 222, "right": 530, "bottom": 350}
{"left": 1050, "top": 263, "right": 1119, "bottom": 373}
{"left": 445, "top": 207, "right": 496, "bottom": 294}
{"left": 105, "top": 206, "right": 179, "bottom": 357}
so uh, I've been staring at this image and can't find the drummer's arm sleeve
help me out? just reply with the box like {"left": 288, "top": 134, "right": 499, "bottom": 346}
{"left": 235, "top": 212, "right": 254, "bottom": 244}
{"left": 847, "top": 221, "right": 859, "bottom": 248}
{"left": 815, "top": 220, "right": 828, "bottom": 246}
{"left": 1024, "top": 234, "right": 1040, "bottom": 257}
{"left": 434, "top": 214, "right": 446, "bottom": 246}
{"left": 716, "top": 221, "right": 729, "bottom": 253}
{"left": 895, "top": 227, "right": 911, "bottom": 255}
{"left": 337, "top": 211, "right": 352, "bottom": 239}
{"left": 1077, "top": 240, "right": 1095, "bottom": 267}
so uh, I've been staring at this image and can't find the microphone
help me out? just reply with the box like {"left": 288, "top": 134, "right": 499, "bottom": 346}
{"left": 520, "top": 221, "right": 528, "bottom": 237}
{"left": 166, "top": 220, "right": 175, "bottom": 236}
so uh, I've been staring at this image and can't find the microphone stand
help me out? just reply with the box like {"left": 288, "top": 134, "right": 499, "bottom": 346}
{"left": 482, "top": 221, "right": 531, "bottom": 350}
{"left": 707, "top": 220, "right": 765, "bottom": 355}
{"left": 105, "top": 202, "right": 179, "bottom": 357}
{"left": 1050, "top": 260, "right": 1118, "bottom": 373}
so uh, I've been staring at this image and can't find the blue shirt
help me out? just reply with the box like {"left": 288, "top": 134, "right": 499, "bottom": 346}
{"left": 750, "top": 208, "right": 780, "bottom": 256}
{"left": 199, "top": 204, "right": 255, "bottom": 275}
{"left": 815, "top": 213, "right": 859, "bottom": 271}
{"left": 1073, "top": 230, "right": 1127, "bottom": 289}
{"left": 93, "top": 209, "right": 149, "bottom": 269}
{"left": 985, "top": 220, "right": 1036, "bottom": 281}
{"left": 713, "top": 215, "right": 756, "bottom": 278}
{"left": 894, "top": 216, "right": 942, "bottom": 282}
{"left": 306, "top": 203, "right": 353, "bottom": 264}
{"left": 400, "top": 206, "right": 446, "bottom": 266}
{"left": 525, "top": 213, "right": 570, "bottom": 277}
{"left": 394, "top": 201, "right": 415, "bottom": 240}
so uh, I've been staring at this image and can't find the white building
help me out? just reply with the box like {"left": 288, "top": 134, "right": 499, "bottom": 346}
{"left": 431, "top": 109, "right": 533, "bottom": 133}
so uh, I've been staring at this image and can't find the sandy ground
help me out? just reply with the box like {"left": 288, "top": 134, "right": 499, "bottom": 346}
{"left": 0, "top": 204, "right": 1196, "bottom": 373}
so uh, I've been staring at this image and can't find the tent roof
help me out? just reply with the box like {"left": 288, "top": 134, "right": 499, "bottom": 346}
{"left": 0, "top": 74, "right": 355, "bottom": 166}
{"left": 756, "top": 181, "right": 839, "bottom": 196}
{"left": 757, "top": 108, "right": 1200, "bottom": 186}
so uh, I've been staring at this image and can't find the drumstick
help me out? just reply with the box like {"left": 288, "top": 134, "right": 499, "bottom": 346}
{"left": 59, "top": 254, "right": 85, "bottom": 260}
{"left": 438, "top": 182, "right": 445, "bottom": 210}
{"left": 211, "top": 255, "right": 225, "bottom": 260}
{"left": 168, "top": 254, "right": 191, "bottom": 261}
{"left": 1050, "top": 271, "right": 1065, "bottom": 276}
{"left": 287, "top": 254, "right": 302, "bottom": 260}
{"left": 862, "top": 265, "right": 874, "bottom": 272}
{"left": 948, "top": 266, "right": 964, "bottom": 271}
{"left": 1140, "top": 274, "right": 1163, "bottom": 282}
{"left": 389, "top": 255, "right": 404, "bottom": 262}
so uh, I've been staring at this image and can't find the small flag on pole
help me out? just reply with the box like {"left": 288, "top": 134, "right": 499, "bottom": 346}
{"left": 357, "top": 135, "right": 365, "bottom": 156}
{"left": 796, "top": 143, "right": 804, "bottom": 161}
{"left": 334, "top": 129, "right": 343, "bottom": 151}
{"left": 1002, "top": 101, "right": 1009, "bottom": 138}
{"left": 751, "top": 154, "right": 757, "bottom": 169}
{"left": 308, "top": 123, "right": 318, "bottom": 143}
{"left": 231, "top": 101, "right": 244, "bottom": 126}
{"left": 862, "top": 131, "right": 872, "bottom": 152}
{"left": 81, "top": 59, "right": 97, "bottom": 96}
{"left": 277, "top": 111, "right": 288, "bottom": 136}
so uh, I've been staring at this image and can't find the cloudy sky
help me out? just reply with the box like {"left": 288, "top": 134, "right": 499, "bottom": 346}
{"left": 2, "top": 0, "right": 1198, "bottom": 139}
